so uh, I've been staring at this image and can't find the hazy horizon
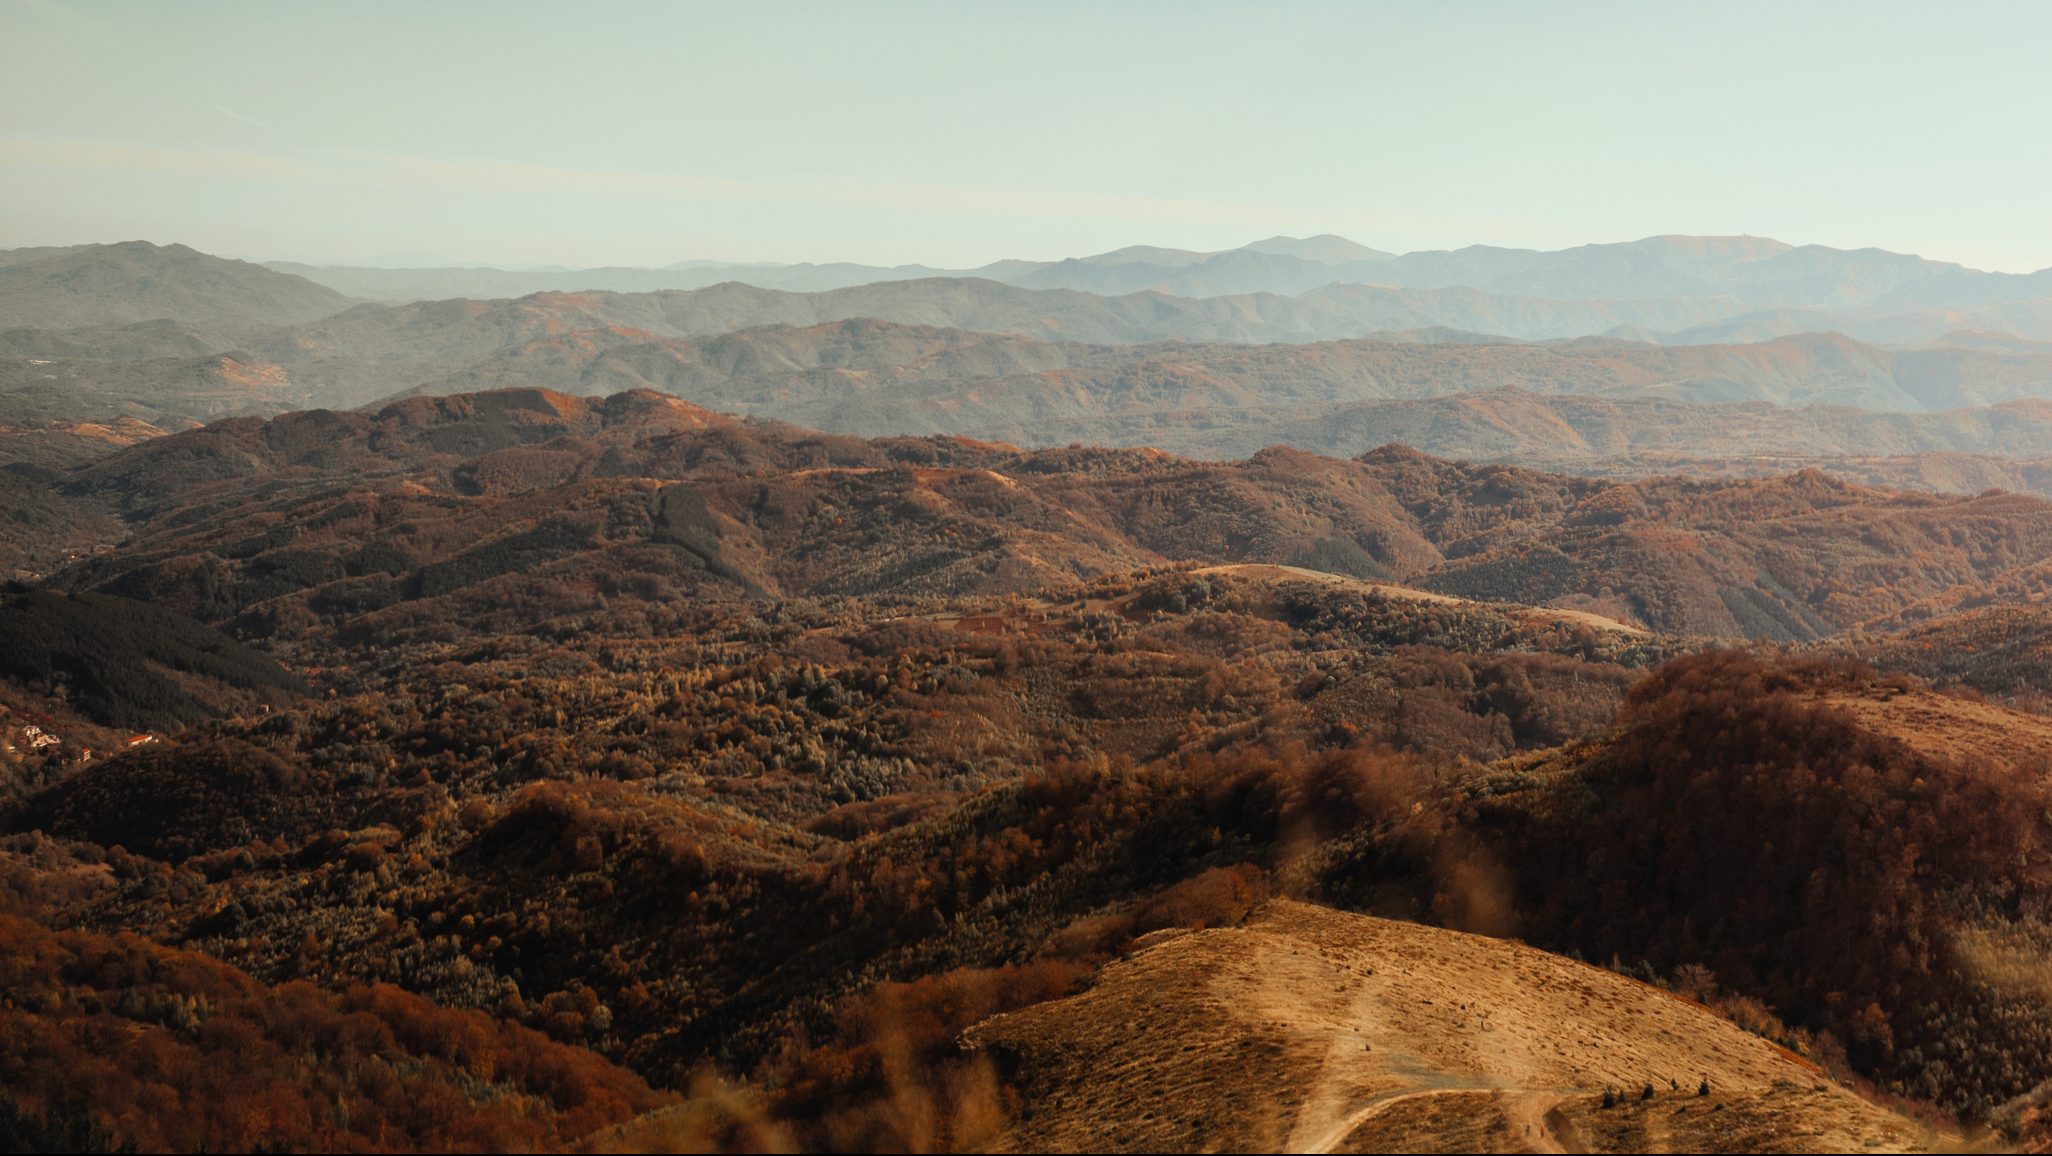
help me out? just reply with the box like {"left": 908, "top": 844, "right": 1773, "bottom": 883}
{"left": 224, "top": 229, "right": 2036, "bottom": 276}
{"left": 6, "top": 0, "right": 2052, "bottom": 272}
{"left": 14, "top": 7, "right": 2052, "bottom": 1151}
{"left": 240, "top": 229, "right": 2052, "bottom": 276}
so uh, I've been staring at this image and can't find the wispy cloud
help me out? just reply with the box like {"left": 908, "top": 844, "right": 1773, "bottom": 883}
{"left": 213, "top": 105, "right": 272, "bottom": 129}
{"left": 0, "top": 132, "right": 1511, "bottom": 262}
{"left": 0, "top": 133, "right": 1368, "bottom": 233}
{"left": 4, "top": 0, "right": 110, "bottom": 24}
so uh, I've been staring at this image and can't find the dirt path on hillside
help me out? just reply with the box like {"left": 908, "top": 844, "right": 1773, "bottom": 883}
{"left": 964, "top": 901, "right": 1930, "bottom": 1153}
{"left": 1195, "top": 562, "right": 1648, "bottom": 635}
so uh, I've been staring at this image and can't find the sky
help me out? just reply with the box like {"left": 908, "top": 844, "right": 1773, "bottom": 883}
{"left": 4, "top": 0, "right": 2049, "bottom": 271}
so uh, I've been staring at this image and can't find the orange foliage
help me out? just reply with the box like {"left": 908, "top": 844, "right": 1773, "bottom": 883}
{"left": 0, "top": 914, "right": 668, "bottom": 1152}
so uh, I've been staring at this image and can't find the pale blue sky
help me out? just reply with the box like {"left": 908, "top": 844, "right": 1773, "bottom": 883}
{"left": 4, "top": 0, "right": 2049, "bottom": 271}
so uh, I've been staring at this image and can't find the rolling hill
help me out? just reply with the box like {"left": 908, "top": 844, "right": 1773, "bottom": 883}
{"left": 1432, "top": 651, "right": 2052, "bottom": 1122}
{"left": 23, "top": 307, "right": 2052, "bottom": 480}
{"left": 0, "top": 241, "right": 355, "bottom": 337}
{"left": 273, "top": 233, "right": 2052, "bottom": 318}
{"left": 8, "top": 548, "right": 2041, "bottom": 1147}
{"left": 10, "top": 239, "right": 2052, "bottom": 462}
{"left": 14, "top": 382, "right": 2052, "bottom": 1148}
{"left": 967, "top": 900, "right": 1929, "bottom": 1152}
{"left": 30, "top": 386, "right": 2052, "bottom": 642}
{"left": 150, "top": 277, "right": 2052, "bottom": 415}
{"left": 0, "top": 586, "right": 304, "bottom": 730}
{"left": 396, "top": 321, "right": 2052, "bottom": 450}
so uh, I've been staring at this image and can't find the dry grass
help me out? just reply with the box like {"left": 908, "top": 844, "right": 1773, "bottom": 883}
{"left": 1194, "top": 563, "right": 1650, "bottom": 635}
{"left": 1827, "top": 686, "right": 2052, "bottom": 769}
{"left": 966, "top": 901, "right": 1935, "bottom": 1153}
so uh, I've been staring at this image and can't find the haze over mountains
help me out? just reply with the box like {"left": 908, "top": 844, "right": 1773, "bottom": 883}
{"left": 24, "top": 0, "right": 2052, "bottom": 1145}
{"left": 22, "top": 226, "right": 2052, "bottom": 1151}
{"left": 0, "top": 241, "right": 355, "bottom": 339}
{"left": 260, "top": 231, "right": 2052, "bottom": 347}
{"left": 16, "top": 376, "right": 2052, "bottom": 1149}
{"left": 44, "top": 382, "right": 2052, "bottom": 641}
{"left": 14, "top": 235, "right": 2052, "bottom": 500}
{"left": 270, "top": 232, "right": 2052, "bottom": 314}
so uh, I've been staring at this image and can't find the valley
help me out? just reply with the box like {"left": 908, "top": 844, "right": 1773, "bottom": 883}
{"left": 7, "top": 375, "right": 2052, "bottom": 1149}
{"left": 8, "top": 231, "right": 2052, "bottom": 1152}
{"left": 24, "top": 3, "right": 2052, "bottom": 1147}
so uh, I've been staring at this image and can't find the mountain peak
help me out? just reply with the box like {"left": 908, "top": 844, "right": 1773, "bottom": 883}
{"left": 1633, "top": 234, "right": 1795, "bottom": 261}
{"left": 1238, "top": 234, "right": 1394, "bottom": 263}
{"left": 1071, "top": 244, "right": 1213, "bottom": 268}
{"left": 0, "top": 240, "right": 355, "bottom": 336}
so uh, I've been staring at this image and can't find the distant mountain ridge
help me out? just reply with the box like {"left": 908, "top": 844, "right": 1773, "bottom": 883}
{"left": 0, "top": 241, "right": 355, "bottom": 338}
{"left": 14, "top": 241, "right": 2052, "bottom": 478}
{"left": 264, "top": 232, "right": 2052, "bottom": 316}
{"left": 402, "top": 319, "right": 2052, "bottom": 421}
{"left": 12, "top": 238, "right": 2052, "bottom": 492}
{"left": 11, "top": 236, "right": 2052, "bottom": 359}
{"left": 380, "top": 320, "right": 2052, "bottom": 470}
{"left": 43, "top": 383, "right": 2052, "bottom": 641}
